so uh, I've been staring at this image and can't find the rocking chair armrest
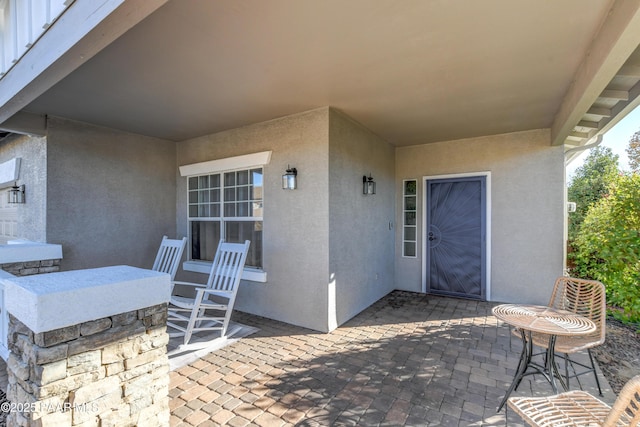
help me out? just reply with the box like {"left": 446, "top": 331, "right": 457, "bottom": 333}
{"left": 172, "top": 280, "right": 207, "bottom": 288}
{"left": 200, "top": 289, "right": 234, "bottom": 298}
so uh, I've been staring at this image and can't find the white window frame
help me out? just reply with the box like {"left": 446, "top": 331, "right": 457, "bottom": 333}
{"left": 180, "top": 151, "right": 271, "bottom": 283}
{"left": 402, "top": 179, "right": 417, "bottom": 258}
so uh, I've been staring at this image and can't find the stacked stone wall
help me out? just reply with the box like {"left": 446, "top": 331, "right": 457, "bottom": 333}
{"left": 0, "top": 259, "right": 61, "bottom": 276}
{"left": 5, "top": 303, "right": 170, "bottom": 426}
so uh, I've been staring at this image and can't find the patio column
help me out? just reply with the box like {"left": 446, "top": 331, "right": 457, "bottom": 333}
{"left": 2, "top": 265, "right": 171, "bottom": 426}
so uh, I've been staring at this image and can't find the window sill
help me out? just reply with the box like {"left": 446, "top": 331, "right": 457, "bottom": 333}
{"left": 183, "top": 261, "right": 267, "bottom": 283}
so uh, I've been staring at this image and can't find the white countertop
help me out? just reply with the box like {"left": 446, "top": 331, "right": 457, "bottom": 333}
{"left": 2, "top": 265, "right": 171, "bottom": 333}
{"left": 0, "top": 241, "right": 63, "bottom": 264}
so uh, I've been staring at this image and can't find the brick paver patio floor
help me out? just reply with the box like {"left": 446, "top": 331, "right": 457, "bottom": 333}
{"left": 170, "top": 291, "right": 615, "bottom": 427}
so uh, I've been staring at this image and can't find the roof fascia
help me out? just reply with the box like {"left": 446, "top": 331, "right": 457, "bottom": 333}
{"left": 0, "top": 111, "right": 46, "bottom": 136}
{"left": 551, "top": 0, "right": 640, "bottom": 146}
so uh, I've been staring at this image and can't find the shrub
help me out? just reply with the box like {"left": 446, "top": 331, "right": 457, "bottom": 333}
{"left": 567, "top": 147, "right": 619, "bottom": 244}
{"left": 572, "top": 173, "right": 640, "bottom": 323}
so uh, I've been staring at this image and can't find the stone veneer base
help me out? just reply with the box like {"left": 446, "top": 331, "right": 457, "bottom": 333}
{"left": 0, "top": 259, "right": 61, "bottom": 277}
{"left": 6, "top": 304, "right": 170, "bottom": 426}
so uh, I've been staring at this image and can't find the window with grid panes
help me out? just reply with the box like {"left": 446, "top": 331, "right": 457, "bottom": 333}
{"left": 403, "top": 179, "right": 417, "bottom": 257}
{"left": 188, "top": 168, "right": 263, "bottom": 269}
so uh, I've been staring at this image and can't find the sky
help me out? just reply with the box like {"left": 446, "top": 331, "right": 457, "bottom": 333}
{"left": 566, "top": 106, "right": 640, "bottom": 179}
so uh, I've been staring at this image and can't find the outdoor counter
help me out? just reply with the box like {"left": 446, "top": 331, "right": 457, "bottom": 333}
{"left": 2, "top": 265, "right": 170, "bottom": 333}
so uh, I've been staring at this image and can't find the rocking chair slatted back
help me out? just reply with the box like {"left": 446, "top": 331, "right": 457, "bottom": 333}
{"left": 152, "top": 236, "right": 187, "bottom": 281}
{"left": 207, "top": 240, "right": 249, "bottom": 293}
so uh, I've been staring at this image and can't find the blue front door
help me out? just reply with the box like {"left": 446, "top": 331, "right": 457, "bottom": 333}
{"left": 425, "top": 176, "right": 486, "bottom": 300}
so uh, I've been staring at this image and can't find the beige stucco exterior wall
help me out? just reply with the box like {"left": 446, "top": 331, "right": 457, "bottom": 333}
{"left": 45, "top": 117, "right": 177, "bottom": 271}
{"left": 177, "top": 108, "right": 331, "bottom": 332}
{"left": 0, "top": 134, "right": 47, "bottom": 243}
{"left": 328, "top": 109, "right": 395, "bottom": 328}
{"left": 395, "top": 129, "right": 565, "bottom": 305}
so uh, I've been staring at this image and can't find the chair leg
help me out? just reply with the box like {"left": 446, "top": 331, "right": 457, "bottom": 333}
{"left": 505, "top": 402, "right": 514, "bottom": 426}
{"left": 184, "top": 307, "right": 204, "bottom": 345}
{"left": 221, "top": 307, "right": 232, "bottom": 337}
{"left": 559, "top": 350, "right": 603, "bottom": 396}
{"left": 587, "top": 349, "right": 603, "bottom": 396}
{"left": 565, "top": 353, "right": 570, "bottom": 390}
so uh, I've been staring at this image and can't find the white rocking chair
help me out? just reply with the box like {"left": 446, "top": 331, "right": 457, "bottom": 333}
{"left": 167, "top": 240, "right": 250, "bottom": 345}
{"left": 152, "top": 236, "right": 187, "bottom": 281}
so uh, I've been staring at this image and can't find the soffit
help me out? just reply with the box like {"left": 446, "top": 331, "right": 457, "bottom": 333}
{"left": 22, "top": 0, "right": 619, "bottom": 145}
{"left": 564, "top": 44, "right": 640, "bottom": 161}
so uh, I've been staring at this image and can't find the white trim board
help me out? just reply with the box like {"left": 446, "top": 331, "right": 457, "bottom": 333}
{"left": 179, "top": 151, "right": 272, "bottom": 177}
{"left": 421, "top": 171, "right": 492, "bottom": 300}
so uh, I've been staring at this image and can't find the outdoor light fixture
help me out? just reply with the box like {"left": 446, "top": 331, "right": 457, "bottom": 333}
{"left": 8, "top": 183, "right": 25, "bottom": 204}
{"left": 282, "top": 166, "right": 298, "bottom": 190}
{"left": 363, "top": 174, "right": 376, "bottom": 195}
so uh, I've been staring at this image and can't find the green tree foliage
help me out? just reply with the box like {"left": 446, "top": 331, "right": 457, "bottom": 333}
{"left": 572, "top": 173, "right": 640, "bottom": 322}
{"left": 628, "top": 129, "right": 640, "bottom": 173}
{"left": 567, "top": 146, "right": 619, "bottom": 242}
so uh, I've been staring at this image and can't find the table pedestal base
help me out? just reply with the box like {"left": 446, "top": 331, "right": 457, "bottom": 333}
{"left": 497, "top": 329, "right": 567, "bottom": 412}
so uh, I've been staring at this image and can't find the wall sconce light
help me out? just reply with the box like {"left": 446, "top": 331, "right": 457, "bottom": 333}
{"left": 8, "top": 183, "right": 25, "bottom": 204}
{"left": 363, "top": 174, "right": 376, "bottom": 195}
{"left": 282, "top": 166, "right": 298, "bottom": 190}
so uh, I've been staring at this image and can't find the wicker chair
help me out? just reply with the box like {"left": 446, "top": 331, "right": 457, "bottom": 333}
{"left": 528, "top": 276, "right": 607, "bottom": 394}
{"left": 508, "top": 374, "right": 640, "bottom": 426}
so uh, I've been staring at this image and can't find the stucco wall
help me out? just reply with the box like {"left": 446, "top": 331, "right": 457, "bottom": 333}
{"left": 0, "top": 134, "right": 47, "bottom": 243}
{"left": 177, "top": 108, "right": 331, "bottom": 332}
{"left": 395, "top": 129, "right": 565, "bottom": 305}
{"left": 328, "top": 109, "right": 395, "bottom": 328}
{"left": 45, "top": 117, "right": 176, "bottom": 271}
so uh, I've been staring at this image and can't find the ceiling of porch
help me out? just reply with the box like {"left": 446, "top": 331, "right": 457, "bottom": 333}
{"left": 6, "top": 0, "right": 640, "bottom": 148}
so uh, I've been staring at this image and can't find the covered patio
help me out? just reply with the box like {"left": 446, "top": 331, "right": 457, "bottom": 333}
{"left": 1, "top": 1, "right": 637, "bottom": 424}
{"left": 169, "top": 291, "right": 614, "bottom": 426}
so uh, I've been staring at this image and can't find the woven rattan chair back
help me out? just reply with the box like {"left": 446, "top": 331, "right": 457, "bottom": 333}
{"left": 508, "top": 375, "right": 640, "bottom": 426}
{"left": 602, "top": 374, "right": 640, "bottom": 427}
{"left": 548, "top": 276, "right": 606, "bottom": 347}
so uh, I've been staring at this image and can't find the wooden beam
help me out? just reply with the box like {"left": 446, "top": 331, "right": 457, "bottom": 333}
{"left": 586, "top": 107, "right": 612, "bottom": 117}
{"left": 577, "top": 120, "right": 600, "bottom": 129}
{"left": 617, "top": 64, "right": 640, "bottom": 78}
{"left": 599, "top": 89, "right": 629, "bottom": 100}
{"left": 563, "top": 139, "right": 582, "bottom": 147}
{"left": 569, "top": 131, "right": 591, "bottom": 139}
{"left": 564, "top": 134, "right": 585, "bottom": 145}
